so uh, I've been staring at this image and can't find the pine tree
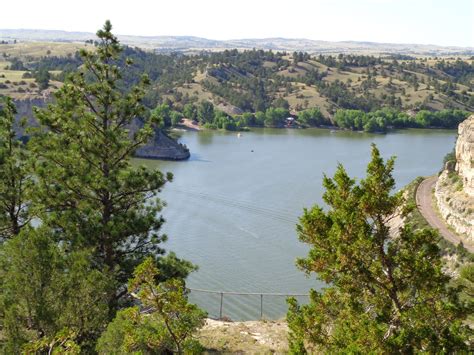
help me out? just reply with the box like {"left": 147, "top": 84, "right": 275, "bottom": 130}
{"left": 97, "top": 257, "right": 206, "bottom": 354}
{"left": 0, "top": 97, "right": 33, "bottom": 241}
{"left": 287, "top": 144, "right": 470, "bottom": 353}
{"left": 0, "top": 227, "right": 111, "bottom": 352}
{"left": 34, "top": 67, "right": 51, "bottom": 91}
{"left": 30, "top": 21, "right": 191, "bottom": 313}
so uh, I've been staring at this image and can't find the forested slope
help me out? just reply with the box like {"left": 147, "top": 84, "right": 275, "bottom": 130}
{"left": 1, "top": 44, "right": 473, "bottom": 131}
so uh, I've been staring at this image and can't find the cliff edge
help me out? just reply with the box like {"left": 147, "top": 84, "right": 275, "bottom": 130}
{"left": 435, "top": 115, "right": 474, "bottom": 243}
{"left": 455, "top": 116, "right": 474, "bottom": 197}
{"left": 135, "top": 130, "right": 190, "bottom": 161}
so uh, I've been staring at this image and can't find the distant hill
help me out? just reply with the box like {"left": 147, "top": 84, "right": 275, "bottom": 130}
{"left": 0, "top": 29, "right": 473, "bottom": 56}
{"left": 1, "top": 43, "right": 473, "bottom": 117}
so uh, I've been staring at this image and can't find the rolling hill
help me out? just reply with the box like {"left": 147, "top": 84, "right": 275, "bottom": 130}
{"left": 1, "top": 29, "right": 473, "bottom": 56}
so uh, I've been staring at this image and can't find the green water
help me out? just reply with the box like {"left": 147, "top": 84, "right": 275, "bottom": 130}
{"left": 135, "top": 128, "right": 457, "bottom": 320}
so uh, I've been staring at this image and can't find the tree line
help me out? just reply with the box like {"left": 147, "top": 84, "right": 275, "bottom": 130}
{"left": 333, "top": 108, "right": 470, "bottom": 133}
{"left": 151, "top": 98, "right": 469, "bottom": 133}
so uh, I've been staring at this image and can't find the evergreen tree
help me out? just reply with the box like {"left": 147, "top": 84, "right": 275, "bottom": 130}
{"left": 287, "top": 144, "right": 470, "bottom": 353}
{"left": 34, "top": 67, "right": 51, "bottom": 91}
{"left": 0, "top": 97, "right": 33, "bottom": 241}
{"left": 97, "top": 257, "right": 206, "bottom": 354}
{"left": 151, "top": 102, "right": 171, "bottom": 128}
{"left": 23, "top": 329, "right": 81, "bottom": 354}
{"left": 0, "top": 227, "right": 111, "bottom": 352}
{"left": 30, "top": 21, "right": 192, "bottom": 315}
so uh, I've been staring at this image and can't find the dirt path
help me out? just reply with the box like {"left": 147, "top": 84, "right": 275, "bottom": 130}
{"left": 416, "top": 176, "right": 473, "bottom": 253}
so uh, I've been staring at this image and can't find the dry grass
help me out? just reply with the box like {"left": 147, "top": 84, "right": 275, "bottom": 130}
{"left": 176, "top": 82, "right": 214, "bottom": 102}
{"left": 277, "top": 67, "right": 306, "bottom": 79}
{"left": 322, "top": 69, "right": 361, "bottom": 83}
{"left": 0, "top": 42, "right": 88, "bottom": 59}
{"left": 0, "top": 42, "right": 83, "bottom": 98}
{"left": 198, "top": 319, "right": 289, "bottom": 354}
{"left": 0, "top": 68, "right": 63, "bottom": 99}
{"left": 284, "top": 84, "right": 331, "bottom": 116}
{"left": 262, "top": 61, "right": 277, "bottom": 69}
{"left": 0, "top": 69, "right": 35, "bottom": 98}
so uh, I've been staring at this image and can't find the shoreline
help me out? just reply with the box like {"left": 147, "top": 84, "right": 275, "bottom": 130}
{"left": 177, "top": 118, "right": 201, "bottom": 131}
{"left": 172, "top": 123, "right": 457, "bottom": 135}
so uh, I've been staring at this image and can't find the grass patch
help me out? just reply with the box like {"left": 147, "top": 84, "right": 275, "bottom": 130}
{"left": 198, "top": 319, "right": 288, "bottom": 354}
{"left": 0, "top": 42, "right": 89, "bottom": 59}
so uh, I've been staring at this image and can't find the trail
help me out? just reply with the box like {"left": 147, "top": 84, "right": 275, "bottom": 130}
{"left": 416, "top": 176, "right": 474, "bottom": 253}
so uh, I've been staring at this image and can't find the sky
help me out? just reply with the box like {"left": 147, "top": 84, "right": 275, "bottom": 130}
{"left": 1, "top": 0, "right": 473, "bottom": 46}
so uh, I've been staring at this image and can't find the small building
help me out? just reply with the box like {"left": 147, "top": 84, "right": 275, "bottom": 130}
{"left": 286, "top": 117, "right": 295, "bottom": 126}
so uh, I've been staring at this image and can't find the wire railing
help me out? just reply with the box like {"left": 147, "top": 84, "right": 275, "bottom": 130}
{"left": 187, "top": 288, "right": 310, "bottom": 321}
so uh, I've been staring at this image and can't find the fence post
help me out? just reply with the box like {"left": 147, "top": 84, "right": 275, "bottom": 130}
{"left": 219, "top": 292, "right": 224, "bottom": 319}
{"left": 187, "top": 288, "right": 309, "bottom": 320}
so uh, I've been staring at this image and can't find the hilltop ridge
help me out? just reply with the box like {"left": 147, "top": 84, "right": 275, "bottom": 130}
{"left": 1, "top": 28, "right": 473, "bottom": 55}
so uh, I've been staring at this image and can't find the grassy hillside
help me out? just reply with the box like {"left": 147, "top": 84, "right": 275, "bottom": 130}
{"left": 0, "top": 42, "right": 473, "bottom": 118}
{"left": 0, "top": 42, "right": 87, "bottom": 99}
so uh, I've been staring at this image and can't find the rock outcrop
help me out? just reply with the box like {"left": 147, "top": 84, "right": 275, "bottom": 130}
{"left": 11, "top": 98, "right": 190, "bottom": 161}
{"left": 455, "top": 116, "right": 474, "bottom": 197}
{"left": 135, "top": 130, "right": 190, "bottom": 160}
{"left": 435, "top": 115, "right": 474, "bottom": 243}
{"left": 435, "top": 171, "right": 474, "bottom": 242}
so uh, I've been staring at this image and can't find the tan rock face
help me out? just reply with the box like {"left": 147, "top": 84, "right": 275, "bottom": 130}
{"left": 435, "top": 115, "right": 474, "bottom": 244}
{"left": 435, "top": 171, "right": 474, "bottom": 243}
{"left": 455, "top": 115, "right": 474, "bottom": 197}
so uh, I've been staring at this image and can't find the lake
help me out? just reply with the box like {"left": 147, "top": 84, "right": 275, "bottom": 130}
{"left": 135, "top": 128, "right": 457, "bottom": 320}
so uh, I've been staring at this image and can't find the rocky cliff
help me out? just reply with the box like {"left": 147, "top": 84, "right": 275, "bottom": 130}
{"left": 455, "top": 116, "right": 474, "bottom": 197}
{"left": 11, "top": 98, "right": 190, "bottom": 161}
{"left": 435, "top": 115, "right": 474, "bottom": 243}
{"left": 135, "top": 130, "right": 190, "bottom": 160}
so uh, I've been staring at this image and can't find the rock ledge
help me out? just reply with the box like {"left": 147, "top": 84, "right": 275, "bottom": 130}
{"left": 435, "top": 115, "right": 474, "bottom": 243}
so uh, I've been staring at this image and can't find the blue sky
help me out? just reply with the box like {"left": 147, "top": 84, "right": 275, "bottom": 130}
{"left": 1, "top": 0, "right": 472, "bottom": 46}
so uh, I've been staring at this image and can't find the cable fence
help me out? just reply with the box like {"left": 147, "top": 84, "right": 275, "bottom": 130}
{"left": 187, "top": 288, "right": 310, "bottom": 321}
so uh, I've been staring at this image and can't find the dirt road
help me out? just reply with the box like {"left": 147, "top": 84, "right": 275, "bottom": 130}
{"left": 416, "top": 176, "right": 473, "bottom": 253}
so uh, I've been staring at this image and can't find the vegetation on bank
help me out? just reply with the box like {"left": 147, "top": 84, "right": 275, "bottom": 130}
{"left": 151, "top": 99, "right": 470, "bottom": 133}
{"left": 287, "top": 145, "right": 471, "bottom": 353}
{"left": 333, "top": 107, "right": 469, "bottom": 132}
